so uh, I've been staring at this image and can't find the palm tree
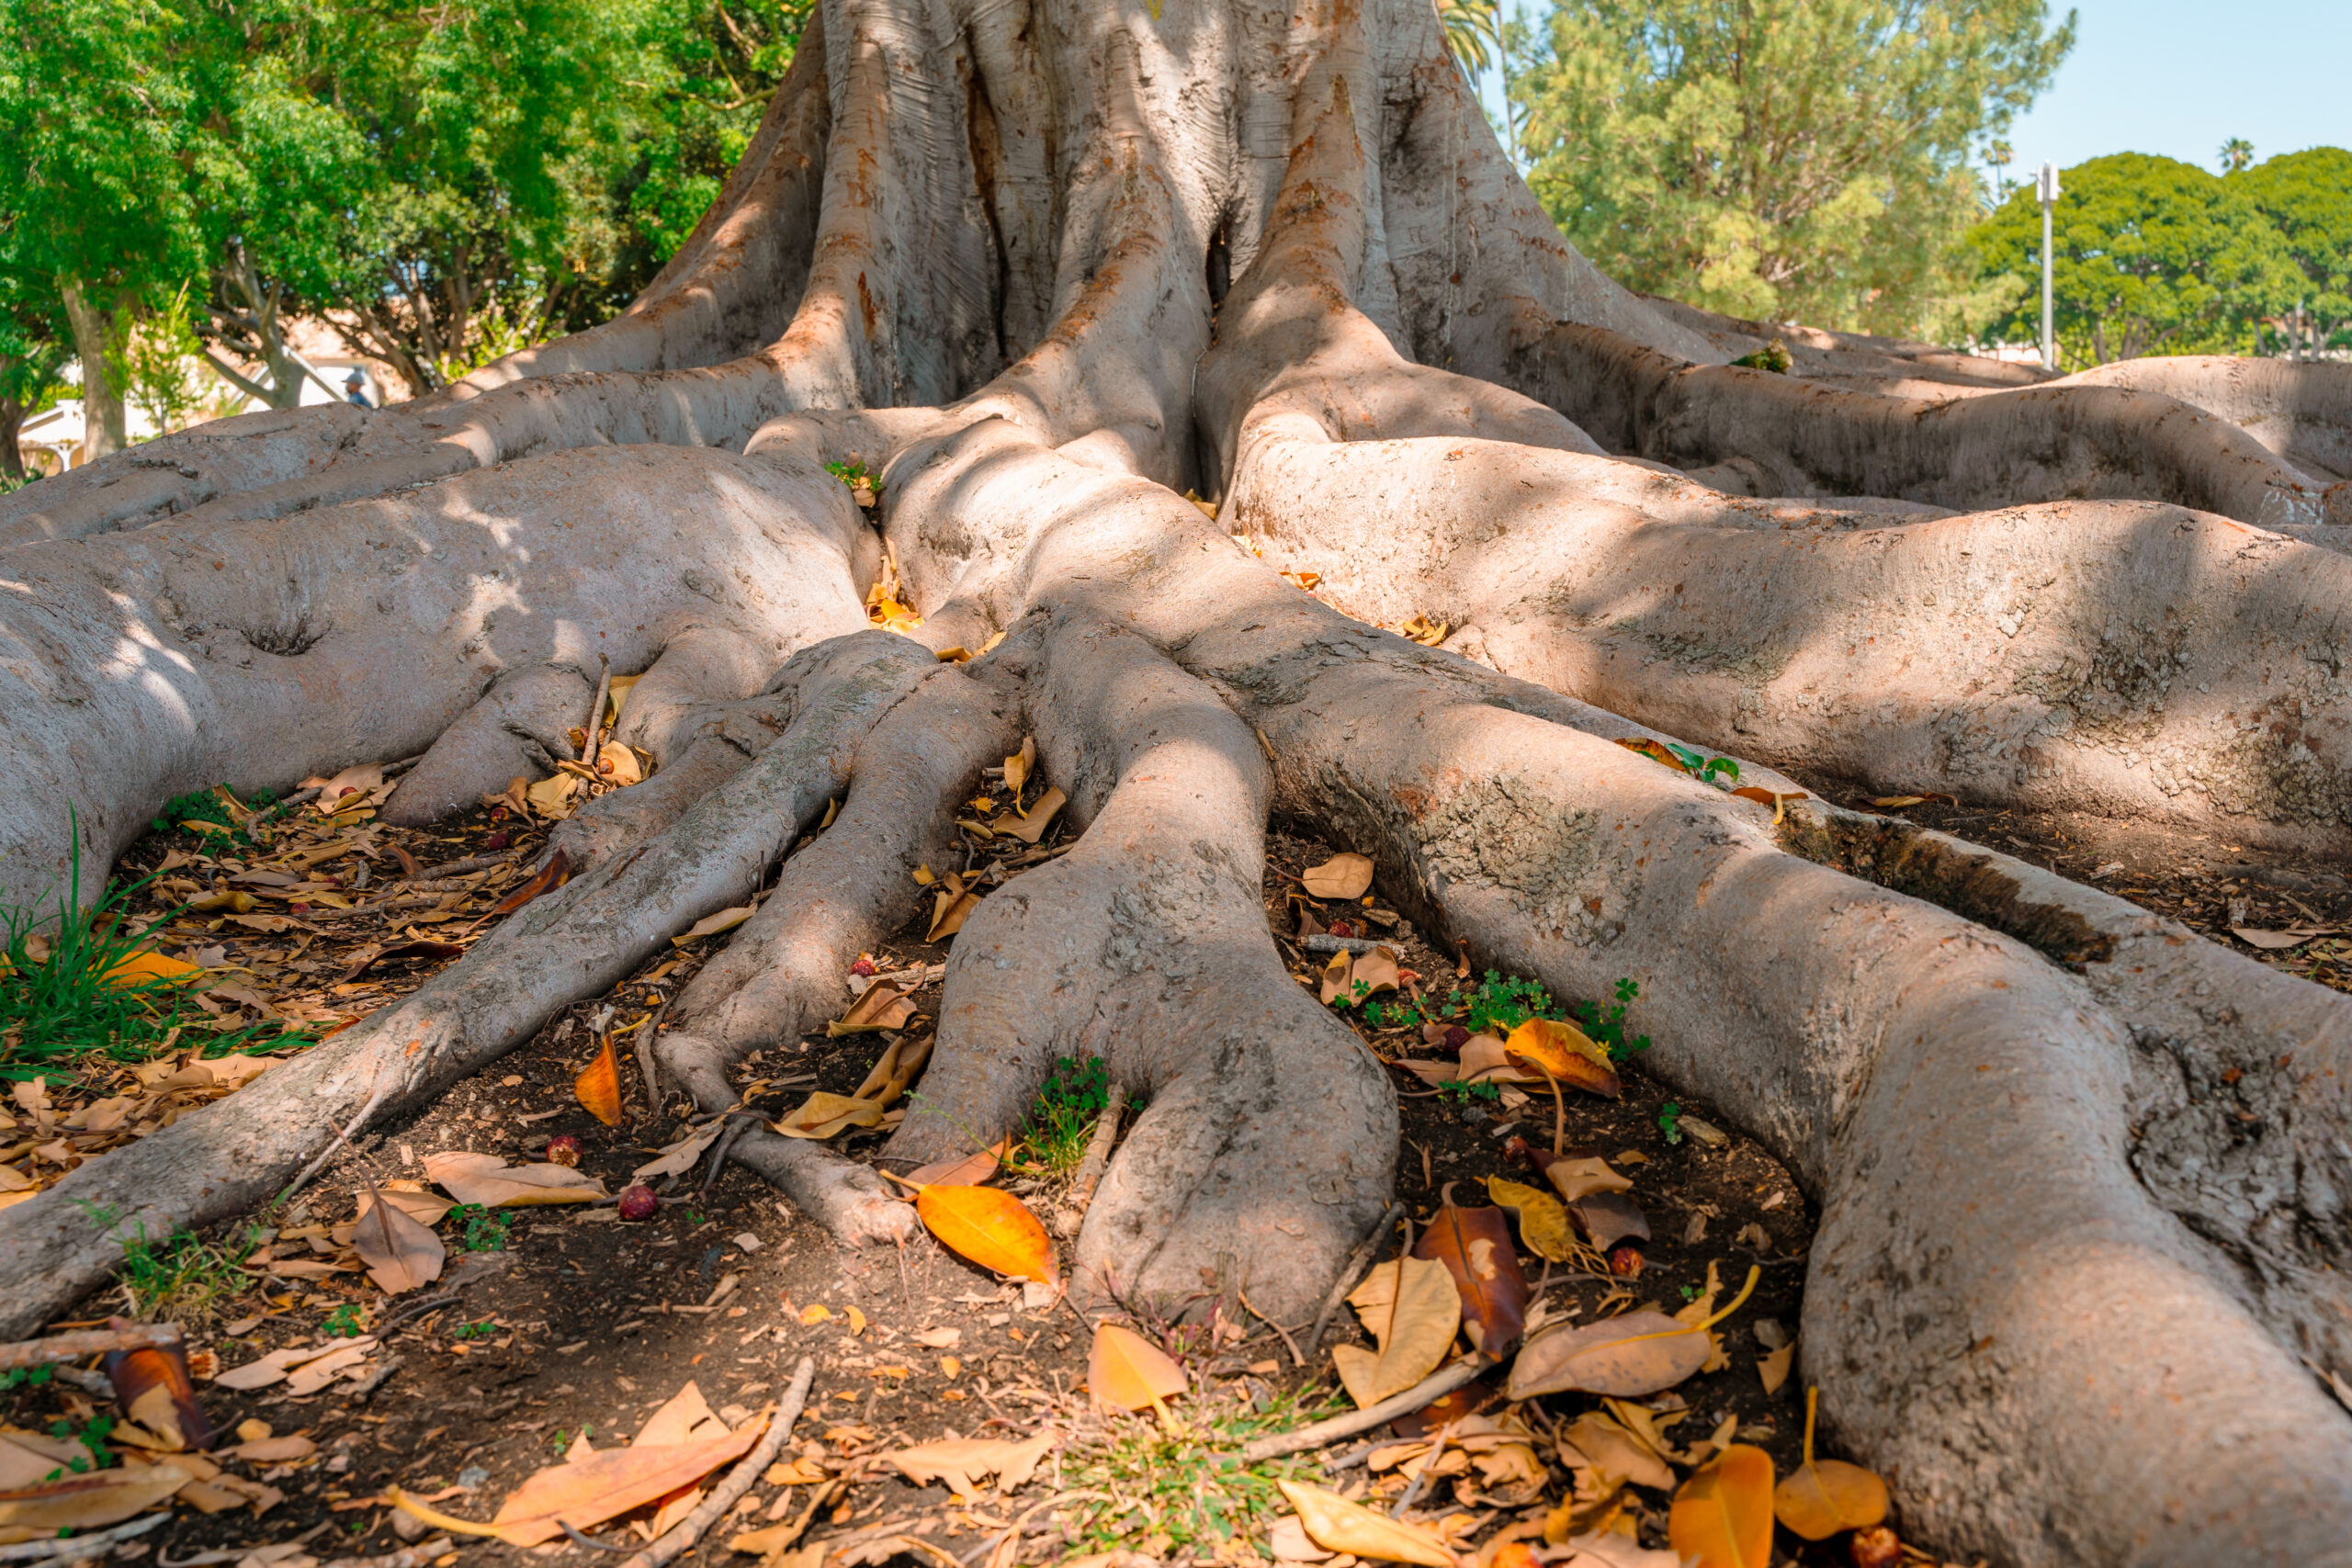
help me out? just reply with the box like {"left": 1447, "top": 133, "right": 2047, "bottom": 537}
{"left": 1438, "top": 0, "right": 1498, "bottom": 74}
{"left": 2220, "top": 137, "right": 2255, "bottom": 174}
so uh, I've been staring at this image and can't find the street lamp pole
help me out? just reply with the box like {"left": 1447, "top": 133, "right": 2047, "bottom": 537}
{"left": 2037, "top": 162, "right": 2061, "bottom": 372}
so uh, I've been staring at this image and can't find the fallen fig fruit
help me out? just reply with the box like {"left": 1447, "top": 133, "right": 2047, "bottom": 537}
{"left": 545, "top": 1134, "right": 582, "bottom": 1168}
{"left": 617, "top": 1183, "right": 660, "bottom": 1221}
{"left": 851, "top": 955, "right": 876, "bottom": 978}
{"left": 1850, "top": 1527, "right": 1902, "bottom": 1568}
{"left": 1444, "top": 1024, "right": 1469, "bottom": 1049}
{"left": 1607, "top": 1243, "right": 1645, "bottom": 1278}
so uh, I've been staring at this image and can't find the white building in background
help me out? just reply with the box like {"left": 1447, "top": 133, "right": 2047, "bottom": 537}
{"left": 14, "top": 319, "right": 400, "bottom": 475}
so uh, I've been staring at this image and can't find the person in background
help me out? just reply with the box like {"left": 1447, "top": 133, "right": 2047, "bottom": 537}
{"left": 344, "top": 368, "right": 373, "bottom": 409}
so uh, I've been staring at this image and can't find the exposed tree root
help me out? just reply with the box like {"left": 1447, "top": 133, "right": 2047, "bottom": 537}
{"left": 6, "top": 0, "right": 2352, "bottom": 1559}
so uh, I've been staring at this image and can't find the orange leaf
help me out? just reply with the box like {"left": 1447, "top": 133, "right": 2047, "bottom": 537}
{"left": 485, "top": 850, "right": 571, "bottom": 920}
{"left": 486, "top": 1420, "right": 764, "bottom": 1545}
{"left": 1613, "top": 737, "right": 1688, "bottom": 773}
{"left": 1089, "top": 1323, "right": 1186, "bottom": 1416}
{"left": 1413, "top": 1201, "right": 1528, "bottom": 1355}
{"left": 574, "top": 1034, "right": 623, "bottom": 1126}
{"left": 915, "top": 1185, "right": 1058, "bottom": 1286}
{"left": 1502, "top": 1018, "right": 1620, "bottom": 1099}
{"left": 1774, "top": 1387, "right": 1888, "bottom": 1540}
{"left": 99, "top": 950, "right": 205, "bottom": 990}
{"left": 1669, "top": 1444, "right": 1775, "bottom": 1568}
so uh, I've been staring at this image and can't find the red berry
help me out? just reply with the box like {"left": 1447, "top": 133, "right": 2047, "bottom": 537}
{"left": 1329, "top": 919, "right": 1353, "bottom": 938}
{"left": 617, "top": 1184, "right": 659, "bottom": 1222}
{"left": 1607, "top": 1244, "right": 1644, "bottom": 1278}
{"left": 1443, "top": 1025, "right": 1470, "bottom": 1049}
{"left": 851, "top": 957, "right": 876, "bottom": 978}
{"left": 1850, "top": 1528, "right": 1902, "bottom": 1568}
{"left": 482, "top": 831, "right": 511, "bottom": 851}
{"left": 545, "top": 1135, "right": 582, "bottom": 1168}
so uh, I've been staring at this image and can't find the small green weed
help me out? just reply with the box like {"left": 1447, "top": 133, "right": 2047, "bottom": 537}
{"left": 824, "top": 457, "right": 879, "bottom": 497}
{"left": 1351, "top": 968, "right": 1652, "bottom": 1065}
{"left": 82, "top": 1202, "right": 262, "bottom": 1320}
{"left": 45, "top": 1413, "right": 115, "bottom": 1473}
{"left": 0, "top": 1365, "right": 54, "bottom": 1393}
{"left": 1021, "top": 1055, "right": 1109, "bottom": 1174}
{"left": 321, "top": 1303, "right": 366, "bottom": 1338}
{"left": 1058, "top": 1383, "right": 1348, "bottom": 1558}
{"left": 150, "top": 784, "right": 288, "bottom": 846}
{"left": 447, "top": 1204, "right": 512, "bottom": 1252}
{"left": 1435, "top": 1079, "right": 1501, "bottom": 1105}
{"left": 1658, "top": 1101, "right": 1685, "bottom": 1145}
{"left": 0, "top": 834, "right": 317, "bottom": 1079}
{"left": 452, "top": 1318, "right": 499, "bottom": 1340}
{"left": 1729, "top": 339, "right": 1792, "bottom": 374}
{"left": 549, "top": 1423, "right": 594, "bottom": 1453}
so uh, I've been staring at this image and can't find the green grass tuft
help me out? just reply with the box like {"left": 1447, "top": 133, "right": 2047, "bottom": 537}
{"left": 1020, "top": 1054, "right": 1109, "bottom": 1174}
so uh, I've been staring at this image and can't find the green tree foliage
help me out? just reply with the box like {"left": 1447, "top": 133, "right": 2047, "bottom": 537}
{"left": 2234, "top": 148, "right": 2352, "bottom": 352}
{"left": 1510, "top": 0, "right": 2075, "bottom": 335}
{"left": 0, "top": 0, "right": 810, "bottom": 433}
{"left": 1966, "top": 152, "right": 2306, "bottom": 367}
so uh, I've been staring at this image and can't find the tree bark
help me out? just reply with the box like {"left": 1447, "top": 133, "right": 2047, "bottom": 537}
{"left": 0, "top": 1, "right": 2348, "bottom": 1562}
{"left": 57, "top": 279, "right": 127, "bottom": 459}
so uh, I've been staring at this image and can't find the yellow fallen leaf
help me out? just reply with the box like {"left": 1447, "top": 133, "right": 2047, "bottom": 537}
{"left": 772, "top": 1091, "right": 888, "bottom": 1140}
{"left": 799, "top": 1304, "right": 832, "bottom": 1325}
{"left": 1670, "top": 1445, "right": 1774, "bottom": 1568}
{"left": 1758, "top": 1342, "right": 1794, "bottom": 1395}
{"left": 990, "top": 786, "right": 1066, "bottom": 845}
{"left": 1090, "top": 1323, "right": 1186, "bottom": 1418}
{"left": 597, "top": 741, "right": 643, "bottom": 787}
{"left": 927, "top": 875, "right": 982, "bottom": 941}
{"left": 1773, "top": 1388, "right": 1886, "bottom": 1540}
{"left": 99, "top": 950, "right": 205, "bottom": 990}
{"left": 1487, "top": 1178, "right": 1577, "bottom": 1262}
{"left": 1003, "top": 737, "right": 1035, "bottom": 802}
{"left": 526, "top": 772, "right": 582, "bottom": 820}
{"left": 574, "top": 1034, "right": 624, "bottom": 1126}
{"left": 1331, "top": 1255, "right": 1459, "bottom": 1408}
{"left": 1300, "top": 852, "right": 1374, "bottom": 899}
{"left": 1276, "top": 1480, "right": 1454, "bottom": 1568}
{"left": 673, "top": 904, "right": 757, "bottom": 947}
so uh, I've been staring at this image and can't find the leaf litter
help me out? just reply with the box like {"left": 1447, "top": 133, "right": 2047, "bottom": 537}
{"left": 2, "top": 788, "right": 1938, "bottom": 1568}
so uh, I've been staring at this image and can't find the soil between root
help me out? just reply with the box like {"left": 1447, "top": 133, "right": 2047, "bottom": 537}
{"left": 6, "top": 824, "right": 1878, "bottom": 1566}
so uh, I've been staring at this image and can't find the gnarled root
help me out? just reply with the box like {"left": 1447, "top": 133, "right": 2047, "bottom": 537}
{"left": 886, "top": 611, "right": 1396, "bottom": 1323}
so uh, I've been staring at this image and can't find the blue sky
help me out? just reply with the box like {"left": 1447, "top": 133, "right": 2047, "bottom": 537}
{"left": 1476, "top": 0, "right": 2350, "bottom": 175}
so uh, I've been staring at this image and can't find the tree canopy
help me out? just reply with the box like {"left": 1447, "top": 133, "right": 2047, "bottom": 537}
{"left": 1510, "top": 0, "right": 2075, "bottom": 335}
{"left": 1965, "top": 151, "right": 2335, "bottom": 366}
{"left": 0, "top": 0, "right": 811, "bottom": 420}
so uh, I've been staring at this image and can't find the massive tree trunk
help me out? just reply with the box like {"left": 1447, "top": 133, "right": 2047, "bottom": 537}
{"left": 2, "top": 2, "right": 2350, "bottom": 1562}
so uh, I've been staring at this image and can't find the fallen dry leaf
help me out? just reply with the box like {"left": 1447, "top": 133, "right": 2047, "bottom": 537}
{"left": 829, "top": 978, "right": 917, "bottom": 1037}
{"left": 1300, "top": 852, "right": 1374, "bottom": 900}
{"left": 484, "top": 851, "right": 571, "bottom": 920}
{"left": 1276, "top": 1480, "right": 1454, "bottom": 1568}
{"left": 1773, "top": 1387, "right": 1887, "bottom": 1540}
{"left": 107, "top": 1343, "right": 209, "bottom": 1452}
{"left": 1669, "top": 1445, "right": 1774, "bottom": 1568}
{"left": 352, "top": 1183, "right": 447, "bottom": 1293}
{"left": 1090, "top": 1323, "right": 1186, "bottom": 1417}
{"left": 0, "top": 1460, "right": 193, "bottom": 1530}
{"left": 674, "top": 904, "right": 757, "bottom": 947}
{"left": 927, "top": 874, "right": 983, "bottom": 942}
{"left": 916, "top": 1185, "right": 1058, "bottom": 1286}
{"left": 1332, "top": 1254, "right": 1460, "bottom": 1408}
{"left": 1004, "top": 737, "right": 1035, "bottom": 802}
{"left": 1486, "top": 1178, "right": 1577, "bottom": 1263}
{"left": 1757, "top": 1343, "right": 1794, "bottom": 1396}
{"left": 1506, "top": 1311, "right": 1709, "bottom": 1401}
{"left": 574, "top": 1034, "right": 624, "bottom": 1127}
{"left": 476, "top": 1416, "right": 763, "bottom": 1545}
{"left": 1502, "top": 1018, "right": 1620, "bottom": 1100}
{"left": 1559, "top": 1410, "right": 1676, "bottom": 1492}
{"left": 631, "top": 1121, "right": 728, "bottom": 1185}
{"left": 885, "top": 1434, "right": 1053, "bottom": 1500}
{"left": 423, "top": 1150, "right": 606, "bottom": 1207}
{"left": 772, "top": 1091, "right": 889, "bottom": 1140}
{"left": 1415, "top": 1200, "right": 1528, "bottom": 1355}
{"left": 991, "top": 786, "right": 1066, "bottom": 845}
{"left": 902, "top": 1141, "right": 1006, "bottom": 1190}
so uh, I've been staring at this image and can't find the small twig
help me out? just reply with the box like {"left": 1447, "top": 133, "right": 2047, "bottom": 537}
{"left": 580, "top": 656, "right": 612, "bottom": 762}
{"left": 1389, "top": 1417, "right": 1459, "bottom": 1518}
{"left": 615, "top": 1356, "right": 815, "bottom": 1568}
{"left": 411, "top": 852, "right": 507, "bottom": 882}
{"left": 321, "top": 1540, "right": 454, "bottom": 1568}
{"left": 374, "top": 1291, "right": 462, "bottom": 1337}
{"left": 1238, "top": 1356, "right": 1492, "bottom": 1462}
{"left": 1237, "top": 1288, "right": 1306, "bottom": 1369}
{"left": 636, "top": 996, "right": 673, "bottom": 1122}
{"left": 700, "top": 1117, "right": 752, "bottom": 1199}
{"left": 280, "top": 1066, "right": 395, "bottom": 1202}
{"left": 560, "top": 1522, "right": 632, "bottom": 1554}
{"left": 1306, "top": 1201, "right": 1405, "bottom": 1352}
{"left": 1301, "top": 935, "right": 1392, "bottom": 955}
{"left": 0, "top": 1513, "right": 171, "bottom": 1560}
{"left": 0, "top": 1323, "right": 179, "bottom": 1372}
{"left": 1063, "top": 1081, "right": 1126, "bottom": 1210}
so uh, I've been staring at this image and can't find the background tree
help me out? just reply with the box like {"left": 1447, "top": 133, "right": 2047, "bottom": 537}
{"left": 2220, "top": 135, "right": 2254, "bottom": 173}
{"left": 1510, "top": 0, "right": 2074, "bottom": 334}
{"left": 2234, "top": 145, "right": 2352, "bottom": 352}
{"left": 1967, "top": 152, "right": 2303, "bottom": 365}
{"left": 0, "top": 288, "right": 68, "bottom": 484}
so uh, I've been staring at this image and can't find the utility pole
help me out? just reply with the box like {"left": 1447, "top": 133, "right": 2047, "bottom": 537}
{"left": 2037, "top": 162, "right": 2061, "bottom": 371}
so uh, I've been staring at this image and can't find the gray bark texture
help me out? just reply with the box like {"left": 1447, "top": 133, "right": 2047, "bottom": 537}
{"left": 1, "top": 1, "right": 2349, "bottom": 1562}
